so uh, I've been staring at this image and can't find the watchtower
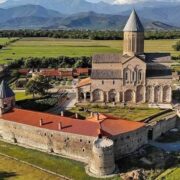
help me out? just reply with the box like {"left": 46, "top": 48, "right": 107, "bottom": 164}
{"left": 89, "top": 136, "right": 115, "bottom": 176}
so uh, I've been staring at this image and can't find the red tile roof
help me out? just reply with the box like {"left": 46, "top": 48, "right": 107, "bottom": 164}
{"left": 87, "top": 114, "right": 145, "bottom": 136}
{"left": 1, "top": 108, "right": 99, "bottom": 137}
{"left": 1, "top": 108, "right": 145, "bottom": 137}
{"left": 41, "top": 69, "right": 60, "bottom": 77}
{"left": 75, "top": 68, "right": 89, "bottom": 75}
{"left": 77, "top": 78, "right": 91, "bottom": 87}
{"left": 18, "top": 69, "right": 30, "bottom": 75}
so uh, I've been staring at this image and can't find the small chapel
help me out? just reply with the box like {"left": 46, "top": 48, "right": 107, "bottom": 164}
{"left": 77, "top": 9, "right": 173, "bottom": 105}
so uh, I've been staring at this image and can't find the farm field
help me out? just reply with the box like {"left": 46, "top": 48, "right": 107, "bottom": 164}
{"left": 0, "top": 38, "right": 17, "bottom": 45}
{"left": 0, "top": 155, "right": 61, "bottom": 180}
{"left": 0, "top": 38, "right": 179, "bottom": 64}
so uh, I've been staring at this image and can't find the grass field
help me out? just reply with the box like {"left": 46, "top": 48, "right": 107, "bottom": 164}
{"left": 69, "top": 106, "right": 162, "bottom": 121}
{"left": 0, "top": 140, "right": 118, "bottom": 180}
{"left": 15, "top": 91, "right": 32, "bottom": 101}
{"left": 0, "top": 155, "right": 61, "bottom": 180}
{"left": 157, "top": 167, "right": 180, "bottom": 180}
{"left": 0, "top": 38, "right": 17, "bottom": 45}
{"left": 0, "top": 38, "right": 179, "bottom": 64}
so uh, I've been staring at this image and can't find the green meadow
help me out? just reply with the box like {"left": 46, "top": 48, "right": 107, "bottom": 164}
{"left": 0, "top": 38, "right": 17, "bottom": 45}
{"left": 0, "top": 37, "right": 179, "bottom": 64}
{"left": 0, "top": 155, "right": 61, "bottom": 180}
{"left": 15, "top": 91, "right": 32, "bottom": 101}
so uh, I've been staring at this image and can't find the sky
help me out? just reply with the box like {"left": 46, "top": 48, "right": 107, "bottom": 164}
{"left": 0, "top": 0, "right": 180, "bottom": 4}
{"left": 87, "top": 0, "right": 180, "bottom": 4}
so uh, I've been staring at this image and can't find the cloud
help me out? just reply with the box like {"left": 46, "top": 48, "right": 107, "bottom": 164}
{"left": 0, "top": 0, "right": 6, "bottom": 3}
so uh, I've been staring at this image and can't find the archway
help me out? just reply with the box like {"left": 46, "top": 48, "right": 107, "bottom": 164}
{"left": 125, "top": 89, "right": 133, "bottom": 102}
{"left": 86, "top": 92, "right": 91, "bottom": 101}
{"left": 136, "top": 85, "right": 144, "bottom": 103}
{"left": 92, "top": 89, "right": 104, "bottom": 102}
{"left": 163, "top": 86, "right": 170, "bottom": 103}
{"left": 154, "top": 86, "right": 161, "bottom": 103}
{"left": 146, "top": 86, "right": 151, "bottom": 103}
{"left": 108, "top": 89, "right": 116, "bottom": 103}
{"left": 79, "top": 92, "right": 84, "bottom": 101}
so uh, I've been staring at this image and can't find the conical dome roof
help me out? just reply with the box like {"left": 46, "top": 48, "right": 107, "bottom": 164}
{"left": 123, "top": 9, "right": 144, "bottom": 32}
{"left": 0, "top": 80, "right": 15, "bottom": 99}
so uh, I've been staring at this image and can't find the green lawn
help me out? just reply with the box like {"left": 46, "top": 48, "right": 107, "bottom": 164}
{"left": 69, "top": 106, "right": 162, "bottom": 121}
{"left": 0, "top": 38, "right": 179, "bottom": 64}
{"left": 15, "top": 92, "right": 32, "bottom": 101}
{"left": 0, "top": 38, "right": 17, "bottom": 45}
{"left": 0, "top": 155, "right": 61, "bottom": 180}
{"left": 157, "top": 167, "right": 180, "bottom": 180}
{"left": 0, "top": 140, "right": 118, "bottom": 180}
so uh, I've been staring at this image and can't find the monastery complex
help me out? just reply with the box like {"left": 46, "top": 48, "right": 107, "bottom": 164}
{"left": 0, "top": 10, "right": 179, "bottom": 177}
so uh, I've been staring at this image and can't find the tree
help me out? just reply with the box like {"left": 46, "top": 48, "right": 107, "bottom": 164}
{"left": 173, "top": 41, "right": 180, "bottom": 51}
{"left": 26, "top": 76, "right": 51, "bottom": 98}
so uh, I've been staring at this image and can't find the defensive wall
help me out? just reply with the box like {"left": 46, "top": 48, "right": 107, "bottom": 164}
{"left": 112, "top": 126, "right": 148, "bottom": 159}
{"left": 147, "top": 114, "right": 178, "bottom": 140}
{"left": 0, "top": 111, "right": 179, "bottom": 177}
{"left": 0, "top": 118, "right": 95, "bottom": 162}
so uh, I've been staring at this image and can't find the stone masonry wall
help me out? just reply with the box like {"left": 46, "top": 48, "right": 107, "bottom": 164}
{"left": 149, "top": 115, "right": 177, "bottom": 140}
{"left": 112, "top": 126, "right": 148, "bottom": 159}
{"left": 0, "top": 119, "right": 95, "bottom": 162}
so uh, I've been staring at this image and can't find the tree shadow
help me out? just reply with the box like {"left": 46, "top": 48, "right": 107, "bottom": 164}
{"left": 0, "top": 171, "right": 17, "bottom": 180}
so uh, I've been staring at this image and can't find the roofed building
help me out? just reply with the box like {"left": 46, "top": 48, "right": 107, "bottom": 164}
{"left": 77, "top": 10, "right": 173, "bottom": 105}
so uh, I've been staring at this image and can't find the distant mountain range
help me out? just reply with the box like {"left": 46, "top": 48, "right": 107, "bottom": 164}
{"left": 1, "top": 0, "right": 180, "bottom": 16}
{"left": 0, "top": 5, "right": 176, "bottom": 30}
{"left": 0, "top": 1, "right": 179, "bottom": 30}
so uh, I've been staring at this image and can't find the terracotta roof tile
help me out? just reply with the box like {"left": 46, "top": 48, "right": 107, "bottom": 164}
{"left": 77, "top": 78, "right": 91, "bottom": 87}
{"left": 1, "top": 108, "right": 99, "bottom": 137}
{"left": 41, "top": 69, "right": 60, "bottom": 77}
{"left": 1, "top": 109, "right": 145, "bottom": 137}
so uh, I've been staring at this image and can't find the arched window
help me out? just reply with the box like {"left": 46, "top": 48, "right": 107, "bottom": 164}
{"left": 102, "top": 80, "right": 104, "bottom": 85}
{"left": 139, "top": 71, "right": 143, "bottom": 81}
{"left": 132, "top": 71, "right": 135, "bottom": 81}
{"left": 125, "top": 72, "right": 128, "bottom": 81}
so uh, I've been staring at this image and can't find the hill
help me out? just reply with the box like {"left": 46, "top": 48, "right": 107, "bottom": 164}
{"left": 0, "top": 4, "right": 62, "bottom": 24}
{"left": 0, "top": 5, "right": 178, "bottom": 30}
{"left": 0, "top": 0, "right": 180, "bottom": 28}
{"left": 123, "top": 6, "right": 180, "bottom": 27}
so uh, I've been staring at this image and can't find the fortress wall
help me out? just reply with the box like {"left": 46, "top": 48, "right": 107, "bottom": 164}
{"left": 149, "top": 115, "right": 177, "bottom": 140}
{"left": 112, "top": 126, "right": 148, "bottom": 159}
{"left": 0, "top": 119, "right": 95, "bottom": 162}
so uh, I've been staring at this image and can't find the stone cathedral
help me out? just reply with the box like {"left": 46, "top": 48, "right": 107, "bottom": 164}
{"left": 77, "top": 10, "right": 173, "bottom": 105}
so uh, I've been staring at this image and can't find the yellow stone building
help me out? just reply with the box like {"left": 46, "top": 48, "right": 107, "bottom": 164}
{"left": 77, "top": 10, "right": 173, "bottom": 105}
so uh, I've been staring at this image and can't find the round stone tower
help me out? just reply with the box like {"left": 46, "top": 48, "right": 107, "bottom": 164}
{"left": 89, "top": 137, "right": 115, "bottom": 176}
{"left": 123, "top": 9, "right": 144, "bottom": 56}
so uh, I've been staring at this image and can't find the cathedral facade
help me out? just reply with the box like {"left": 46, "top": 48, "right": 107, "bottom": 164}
{"left": 77, "top": 10, "right": 173, "bottom": 105}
